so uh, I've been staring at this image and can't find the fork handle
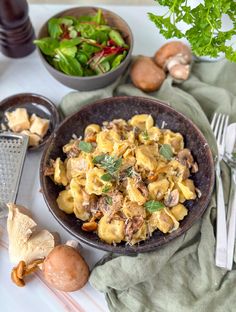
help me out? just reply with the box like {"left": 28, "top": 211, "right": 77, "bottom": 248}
{"left": 215, "top": 165, "right": 228, "bottom": 268}
{"left": 226, "top": 169, "right": 236, "bottom": 270}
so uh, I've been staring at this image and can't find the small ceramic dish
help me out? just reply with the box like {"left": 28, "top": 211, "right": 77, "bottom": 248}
{"left": 36, "top": 6, "right": 133, "bottom": 91}
{"left": 0, "top": 93, "right": 60, "bottom": 151}
{"left": 40, "top": 96, "right": 215, "bottom": 254}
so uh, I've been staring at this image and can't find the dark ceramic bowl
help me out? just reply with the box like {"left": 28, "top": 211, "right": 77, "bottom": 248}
{"left": 37, "top": 7, "right": 133, "bottom": 91}
{"left": 40, "top": 96, "right": 214, "bottom": 254}
{"left": 0, "top": 93, "right": 60, "bottom": 151}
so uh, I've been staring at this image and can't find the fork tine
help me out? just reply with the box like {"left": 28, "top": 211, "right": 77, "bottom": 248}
{"left": 213, "top": 113, "right": 222, "bottom": 138}
{"left": 221, "top": 115, "right": 229, "bottom": 146}
{"left": 211, "top": 112, "right": 217, "bottom": 130}
{"left": 217, "top": 114, "right": 226, "bottom": 144}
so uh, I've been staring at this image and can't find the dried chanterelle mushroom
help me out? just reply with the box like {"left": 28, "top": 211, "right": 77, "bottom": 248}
{"left": 154, "top": 41, "right": 192, "bottom": 80}
{"left": 11, "top": 259, "right": 44, "bottom": 287}
{"left": 43, "top": 241, "right": 90, "bottom": 292}
{"left": 7, "top": 203, "right": 58, "bottom": 265}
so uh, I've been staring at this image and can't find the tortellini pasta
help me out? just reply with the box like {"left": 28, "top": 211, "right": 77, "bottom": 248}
{"left": 46, "top": 114, "right": 199, "bottom": 246}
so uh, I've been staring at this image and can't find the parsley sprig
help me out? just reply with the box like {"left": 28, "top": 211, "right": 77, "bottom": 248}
{"left": 148, "top": 1, "right": 236, "bottom": 62}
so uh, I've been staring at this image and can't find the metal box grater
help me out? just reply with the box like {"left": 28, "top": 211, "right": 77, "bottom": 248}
{"left": 0, "top": 132, "right": 28, "bottom": 218}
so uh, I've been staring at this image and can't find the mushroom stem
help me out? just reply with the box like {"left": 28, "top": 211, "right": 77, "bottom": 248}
{"left": 66, "top": 240, "right": 82, "bottom": 251}
{"left": 169, "top": 64, "right": 190, "bottom": 80}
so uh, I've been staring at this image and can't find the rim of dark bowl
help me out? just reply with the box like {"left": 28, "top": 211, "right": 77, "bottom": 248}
{"left": 0, "top": 92, "right": 60, "bottom": 151}
{"left": 36, "top": 6, "right": 134, "bottom": 81}
{"left": 40, "top": 96, "right": 215, "bottom": 254}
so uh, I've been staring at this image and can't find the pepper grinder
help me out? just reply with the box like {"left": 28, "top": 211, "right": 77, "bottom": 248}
{"left": 0, "top": 0, "right": 35, "bottom": 58}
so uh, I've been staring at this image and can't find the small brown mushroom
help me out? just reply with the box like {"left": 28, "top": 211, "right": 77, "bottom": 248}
{"left": 43, "top": 241, "right": 89, "bottom": 292}
{"left": 154, "top": 41, "right": 192, "bottom": 80}
{"left": 164, "top": 189, "right": 179, "bottom": 207}
{"left": 130, "top": 56, "right": 166, "bottom": 92}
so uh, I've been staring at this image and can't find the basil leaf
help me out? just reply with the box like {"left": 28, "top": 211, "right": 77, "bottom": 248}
{"left": 101, "top": 173, "right": 113, "bottom": 181}
{"left": 56, "top": 50, "right": 83, "bottom": 76}
{"left": 145, "top": 200, "right": 165, "bottom": 213}
{"left": 159, "top": 144, "right": 173, "bottom": 160}
{"left": 34, "top": 38, "right": 59, "bottom": 56}
{"left": 93, "top": 154, "right": 106, "bottom": 164}
{"left": 105, "top": 196, "right": 113, "bottom": 205}
{"left": 48, "top": 18, "right": 63, "bottom": 39}
{"left": 78, "top": 141, "right": 92, "bottom": 153}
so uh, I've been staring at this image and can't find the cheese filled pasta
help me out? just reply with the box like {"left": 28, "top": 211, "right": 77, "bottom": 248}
{"left": 45, "top": 114, "right": 200, "bottom": 245}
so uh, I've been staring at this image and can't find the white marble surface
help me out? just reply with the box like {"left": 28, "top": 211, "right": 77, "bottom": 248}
{"left": 0, "top": 4, "right": 166, "bottom": 312}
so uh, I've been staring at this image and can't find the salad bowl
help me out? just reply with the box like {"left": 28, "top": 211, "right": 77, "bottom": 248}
{"left": 36, "top": 7, "right": 133, "bottom": 91}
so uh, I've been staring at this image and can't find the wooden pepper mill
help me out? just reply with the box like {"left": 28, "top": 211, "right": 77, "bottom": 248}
{"left": 0, "top": 0, "right": 35, "bottom": 58}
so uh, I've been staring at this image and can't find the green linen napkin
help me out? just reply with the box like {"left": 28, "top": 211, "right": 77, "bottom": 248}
{"left": 60, "top": 59, "right": 236, "bottom": 312}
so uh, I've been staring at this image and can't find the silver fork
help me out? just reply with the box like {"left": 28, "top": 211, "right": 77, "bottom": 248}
{"left": 211, "top": 113, "right": 229, "bottom": 268}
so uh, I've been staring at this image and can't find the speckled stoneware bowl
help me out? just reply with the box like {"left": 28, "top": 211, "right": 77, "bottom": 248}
{"left": 37, "top": 7, "right": 133, "bottom": 91}
{"left": 0, "top": 93, "right": 60, "bottom": 151}
{"left": 40, "top": 96, "right": 214, "bottom": 254}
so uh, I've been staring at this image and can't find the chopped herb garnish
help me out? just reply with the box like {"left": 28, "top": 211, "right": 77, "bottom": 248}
{"left": 93, "top": 154, "right": 106, "bottom": 164}
{"left": 145, "top": 200, "right": 165, "bottom": 213}
{"left": 78, "top": 141, "right": 92, "bottom": 153}
{"left": 142, "top": 130, "right": 149, "bottom": 140}
{"left": 101, "top": 173, "right": 113, "bottom": 181}
{"left": 102, "top": 185, "right": 110, "bottom": 193}
{"left": 159, "top": 144, "right": 173, "bottom": 160}
{"left": 125, "top": 166, "right": 134, "bottom": 177}
{"left": 232, "top": 152, "right": 236, "bottom": 160}
{"left": 93, "top": 154, "right": 122, "bottom": 175}
{"left": 105, "top": 195, "right": 113, "bottom": 205}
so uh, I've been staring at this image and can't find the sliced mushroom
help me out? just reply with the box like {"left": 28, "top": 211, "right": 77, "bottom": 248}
{"left": 195, "top": 187, "right": 202, "bottom": 198}
{"left": 164, "top": 189, "right": 179, "bottom": 207}
{"left": 136, "top": 181, "right": 149, "bottom": 198}
{"left": 177, "top": 148, "right": 194, "bottom": 168}
{"left": 97, "top": 191, "right": 123, "bottom": 221}
{"left": 125, "top": 216, "right": 144, "bottom": 241}
{"left": 177, "top": 149, "right": 198, "bottom": 173}
{"left": 191, "top": 162, "right": 199, "bottom": 173}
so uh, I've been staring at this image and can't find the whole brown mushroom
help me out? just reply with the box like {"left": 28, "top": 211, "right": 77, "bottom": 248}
{"left": 43, "top": 241, "right": 89, "bottom": 292}
{"left": 130, "top": 56, "right": 166, "bottom": 92}
{"left": 154, "top": 41, "right": 192, "bottom": 80}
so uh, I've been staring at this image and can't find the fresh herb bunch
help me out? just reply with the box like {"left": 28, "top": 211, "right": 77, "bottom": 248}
{"left": 34, "top": 9, "right": 129, "bottom": 76}
{"left": 148, "top": 1, "right": 236, "bottom": 61}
